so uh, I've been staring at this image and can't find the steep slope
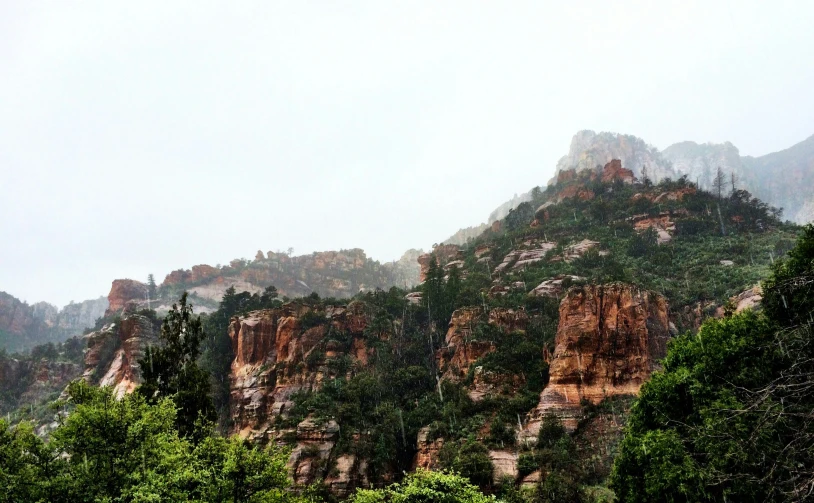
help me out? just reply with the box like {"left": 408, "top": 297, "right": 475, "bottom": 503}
{"left": 552, "top": 130, "right": 676, "bottom": 184}
{"left": 173, "top": 159, "right": 796, "bottom": 497}
{"left": 0, "top": 292, "right": 108, "bottom": 352}
{"left": 662, "top": 140, "right": 749, "bottom": 190}
{"left": 662, "top": 134, "right": 814, "bottom": 223}
{"left": 740, "top": 134, "right": 814, "bottom": 223}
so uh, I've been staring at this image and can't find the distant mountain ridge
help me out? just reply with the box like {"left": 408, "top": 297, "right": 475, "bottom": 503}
{"left": 440, "top": 130, "right": 813, "bottom": 249}
{"left": 0, "top": 292, "right": 107, "bottom": 353}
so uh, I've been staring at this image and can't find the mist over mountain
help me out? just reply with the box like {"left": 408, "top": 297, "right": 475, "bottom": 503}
{"left": 3, "top": 3, "right": 814, "bottom": 501}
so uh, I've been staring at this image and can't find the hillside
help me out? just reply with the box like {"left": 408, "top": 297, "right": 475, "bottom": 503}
{"left": 1, "top": 158, "right": 803, "bottom": 500}
{"left": 0, "top": 293, "right": 107, "bottom": 353}
{"left": 26, "top": 158, "right": 789, "bottom": 499}
{"left": 153, "top": 248, "right": 421, "bottom": 313}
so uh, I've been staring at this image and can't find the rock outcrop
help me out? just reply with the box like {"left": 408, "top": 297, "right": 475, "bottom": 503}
{"left": 413, "top": 426, "right": 444, "bottom": 470}
{"left": 436, "top": 307, "right": 528, "bottom": 383}
{"left": 418, "top": 245, "right": 463, "bottom": 282}
{"left": 633, "top": 215, "right": 676, "bottom": 244}
{"left": 524, "top": 284, "right": 670, "bottom": 436}
{"left": 159, "top": 248, "right": 420, "bottom": 305}
{"left": 228, "top": 302, "right": 377, "bottom": 439}
{"left": 494, "top": 242, "right": 557, "bottom": 273}
{"left": 529, "top": 276, "right": 585, "bottom": 298}
{"left": 731, "top": 285, "right": 762, "bottom": 313}
{"left": 0, "top": 292, "right": 46, "bottom": 349}
{"left": 226, "top": 302, "right": 385, "bottom": 494}
{"left": 552, "top": 131, "right": 676, "bottom": 184}
{"left": 83, "top": 314, "right": 158, "bottom": 398}
{"left": 105, "top": 279, "right": 149, "bottom": 316}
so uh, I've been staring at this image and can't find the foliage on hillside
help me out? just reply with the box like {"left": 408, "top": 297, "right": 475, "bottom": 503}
{"left": 0, "top": 381, "right": 307, "bottom": 503}
{"left": 0, "top": 172, "right": 807, "bottom": 502}
{"left": 460, "top": 174, "right": 795, "bottom": 326}
{"left": 610, "top": 225, "right": 814, "bottom": 502}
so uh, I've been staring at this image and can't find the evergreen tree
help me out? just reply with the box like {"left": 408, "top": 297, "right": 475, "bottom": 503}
{"left": 422, "top": 255, "right": 443, "bottom": 325}
{"left": 611, "top": 225, "right": 814, "bottom": 502}
{"left": 138, "top": 292, "right": 215, "bottom": 439}
{"left": 147, "top": 273, "right": 157, "bottom": 302}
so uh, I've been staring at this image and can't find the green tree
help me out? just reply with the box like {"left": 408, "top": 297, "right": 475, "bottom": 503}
{"left": 52, "top": 380, "right": 183, "bottom": 502}
{"left": 438, "top": 437, "right": 494, "bottom": 488}
{"left": 422, "top": 255, "right": 447, "bottom": 329}
{"left": 147, "top": 273, "right": 157, "bottom": 302}
{"left": 610, "top": 225, "right": 814, "bottom": 502}
{"left": 762, "top": 223, "right": 814, "bottom": 327}
{"left": 138, "top": 292, "right": 215, "bottom": 438}
{"left": 349, "top": 469, "right": 495, "bottom": 503}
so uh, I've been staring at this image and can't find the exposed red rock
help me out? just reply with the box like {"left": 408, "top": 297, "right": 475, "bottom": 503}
{"left": 633, "top": 215, "right": 675, "bottom": 244}
{"left": 0, "top": 291, "right": 41, "bottom": 338}
{"left": 493, "top": 242, "right": 557, "bottom": 273}
{"left": 105, "top": 279, "right": 148, "bottom": 316}
{"left": 228, "top": 303, "right": 375, "bottom": 441}
{"left": 524, "top": 284, "right": 670, "bottom": 436}
{"left": 600, "top": 159, "right": 635, "bottom": 184}
{"left": 556, "top": 185, "right": 595, "bottom": 203}
{"left": 83, "top": 313, "right": 158, "bottom": 398}
{"left": 557, "top": 169, "right": 577, "bottom": 184}
{"left": 731, "top": 285, "right": 762, "bottom": 313}
{"left": 413, "top": 426, "right": 444, "bottom": 470}
{"left": 437, "top": 307, "right": 528, "bottom": 381}
{"left": 529, "top": 275, "right": 585, "bottom": 298}
{"left": 490, "top": 450, "right": 519, "bottom": 484}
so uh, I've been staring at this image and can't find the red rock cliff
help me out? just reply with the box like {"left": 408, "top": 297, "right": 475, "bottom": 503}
{"left": 83, "top": 314, "right": 157, "bottom": 398}
{"left": 524, "top": 284, "right": 669, "bottom": 435}
{"left": 228, "top": 301, "right": 374, "bottom": 441}
{"left": 105, "top": 279, "right": 149, "bottom": 316}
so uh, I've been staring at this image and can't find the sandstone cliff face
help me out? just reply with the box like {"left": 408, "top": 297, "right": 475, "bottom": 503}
{"left": 436, "top": 307, "right": 528, "bottom": 385}
{"left": 0, "top": 356, "right": 81, "bottom": 412}
{"left": 658, "top": 135, "right": 814, "bottom": 224}
{"left": 228, "top": 302, "right": 375, "bottom": 439}
{"left": 51, "top": 297, "right": 108, "bottom": 334}
{"left": 0, "top": 292, "right": 109, "bottom": 353}
{"left": 83, "top": 314, "right": 158, "bottom": 398}
{"left": 662, "top": 140, "right": 746, "bottom": 190}
{"left": 105, "top": 279, "right": 149, "bottom": 316}
{"left": 524, "top": 284, "right": 669, "bottom": 435}
{"left": 228, "top": 302, "right": 379, "bottom": 494}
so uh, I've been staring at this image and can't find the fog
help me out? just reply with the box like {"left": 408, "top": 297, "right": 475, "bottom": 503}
{"left": 2, "top": 1, "right": 813, "bottom": 306}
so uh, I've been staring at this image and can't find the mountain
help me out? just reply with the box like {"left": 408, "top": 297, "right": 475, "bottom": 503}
{"left": 0, "top": 292, "right": 107, "bottom": 353}
{"left": 56, "top": 157, "right": 794, "bottom": 497}
{"left": 662, "top": 134, "right": 814, "bottom": 223}
{"left": 740, "top": 134, "right": 814, "bottom": 223}
{"left": 551, "top": 130, "right": 677, "bottom": 184}
{"left": 3, "top": 132, "right": 807, "bottom": 499}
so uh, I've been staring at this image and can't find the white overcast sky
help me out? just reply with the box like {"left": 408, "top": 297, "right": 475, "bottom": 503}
{"left": 2, "top": 1, "right": 813, "bottom": 306}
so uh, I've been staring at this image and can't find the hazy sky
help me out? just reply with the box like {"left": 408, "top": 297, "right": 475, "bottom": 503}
{"left": 2, "top": 1, "right": 813, "bottom": 306}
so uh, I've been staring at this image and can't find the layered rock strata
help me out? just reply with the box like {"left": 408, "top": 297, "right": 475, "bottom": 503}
{"left": 524, "top": 284, "right": 670, "bottom": 436}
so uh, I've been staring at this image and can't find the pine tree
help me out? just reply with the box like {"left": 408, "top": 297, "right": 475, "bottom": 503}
{"left": 138, "top": 292, "right": 215, "bottom": 439}
{"left": 147, "top": 273, "right": 157, "bottom": 301}
{"left": 422, "top": 256, "right": 446, "bottom": 329}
